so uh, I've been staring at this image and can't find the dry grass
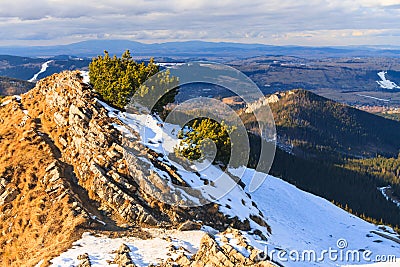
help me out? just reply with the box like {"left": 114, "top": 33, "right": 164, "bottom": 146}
{"left": 0, "top": 97, "right": 87, "bottom": 267}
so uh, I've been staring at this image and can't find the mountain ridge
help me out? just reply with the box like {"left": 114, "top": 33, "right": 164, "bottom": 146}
{"left": 1, "top": 40, "right": 400, "bottom": 58}
{"left": 0, "top": 71, "right": 274, "bottom": 266}
{"left": 244, "top": 89, "right": 400, "bottom": 160}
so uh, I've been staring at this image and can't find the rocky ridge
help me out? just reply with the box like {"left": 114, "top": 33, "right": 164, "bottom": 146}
{"left": 0, "top": 71, "right": 274, "bottom": 266}
{"left": 160, "top": 228, "right": 276, "bottom": 267}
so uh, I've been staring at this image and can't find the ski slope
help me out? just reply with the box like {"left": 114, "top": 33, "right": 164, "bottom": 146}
{"left": 376, "top": 71, "right": 400, "bottom": 90}
{"left": 28, "top": 60, "right": 53, "bottom": 82}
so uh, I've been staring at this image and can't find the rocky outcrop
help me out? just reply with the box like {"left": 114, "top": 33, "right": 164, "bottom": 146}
{"left": 23, "top": 71, "right": 164, "bottom": 226}
{"left": 77, "top": 253, "right": 92, "bottom": 267}
{"left": 159, "top": 228, "right": 276, "bottom": 267}
{"left": 0, "top": 86, "right": 90, "bottom": 266}
{"left": 20, "top": 71, "right": 267, "bottom": 232}
{"left": 0, "top": 71, "right": 271, "bottom": 266}
{"left": 177, "top": 220, "right": 202, "bottom": 231}
{"left": 111, "top": 244, "right": 137, "bottom": 267}
{"left": 0, "top": 185, "right": 19, "bottom": 206}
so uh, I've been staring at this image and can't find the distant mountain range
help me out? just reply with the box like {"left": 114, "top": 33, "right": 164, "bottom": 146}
{"left": 1, "top": 40, "right": 400, "bottom": 58}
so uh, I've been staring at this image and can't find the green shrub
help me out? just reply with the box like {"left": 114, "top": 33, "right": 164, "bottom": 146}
{"left": 89, "top": 50, "right": 159, "bottom": 109}
{"left": 175, "top": 118, "right": 235, "bottom": 165}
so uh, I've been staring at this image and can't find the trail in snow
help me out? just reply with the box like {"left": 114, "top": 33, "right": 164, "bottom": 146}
{"left": 376, "top": 71, "right": 400, "bottom": 90}
{"left": 28, "top": 60, "right": 53, "bottom": 82}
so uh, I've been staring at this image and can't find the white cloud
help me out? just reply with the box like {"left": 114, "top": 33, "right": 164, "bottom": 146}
{"left": 0, "top": 0, "right": 399, "bottom": 46}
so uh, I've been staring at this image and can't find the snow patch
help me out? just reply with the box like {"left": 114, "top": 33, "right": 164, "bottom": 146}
{"left": 356, "top": 94, "right": 390, "bottom": 102}
{"left": 50, "top": 230, "right": 204, "bottom": 267}
{"left": 376, "top": 71, "right": 400, "bottom": 90}
{"left": 80, "top": 70, "right": 90, "bottom": 84}
{"left": 156, "top": 62, "right": 185, "bottom": 68}
{"left": 0, "top": 99, "right": 12, "bottom": 107}
{"left": 379, "top": 185, "right": 400, "bottom": 208}
{"left": 28, "top": 60, "right": 53, "bottom": 82}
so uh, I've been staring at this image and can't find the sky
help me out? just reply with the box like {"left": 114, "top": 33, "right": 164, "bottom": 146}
{"left": 0, "top": 0, "right": 400, "bottom": 46}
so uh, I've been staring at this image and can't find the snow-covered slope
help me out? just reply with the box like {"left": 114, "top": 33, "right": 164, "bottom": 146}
{"left": 110, "top": 102, "right": 399, "bottom": 266}
{"left": 235, "top": 167, "right": 400, "bottom": 266}
{"left": 52, "top": 100, "right": 399, "bottom": 266}
{"left": 51, "top": 229, "right": 205, "bottom": 267}
{"left": 98, "top": 99, "right": 269, "bottom": 235}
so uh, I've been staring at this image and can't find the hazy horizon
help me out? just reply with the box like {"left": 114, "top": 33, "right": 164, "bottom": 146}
{"left": 1, "top": 39, "right": 400, "bottom": 49}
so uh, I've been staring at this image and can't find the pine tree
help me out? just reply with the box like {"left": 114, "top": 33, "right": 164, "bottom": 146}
{"left": 175, "top": 118, "right": 235, "bottom": 166}
{"left": 89, "top": 50, "right": 159, "bottom": 109}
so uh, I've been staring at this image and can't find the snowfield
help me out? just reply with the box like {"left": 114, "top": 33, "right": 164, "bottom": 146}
{"left": 52, "top": 100, "right": 399, "bottom": 266}
{"left": 376, "top": 71, "right": 400, "bottom": 90}
{"left": 236, "top": 167, "right": 400, "bottom": 266}
{"left": 80, "top": 70, "right": 90, "bottom": 84}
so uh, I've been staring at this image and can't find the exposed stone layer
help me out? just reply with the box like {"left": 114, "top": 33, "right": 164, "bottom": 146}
{"left": 0, "top": 71, "right": 271, "bottom": 266}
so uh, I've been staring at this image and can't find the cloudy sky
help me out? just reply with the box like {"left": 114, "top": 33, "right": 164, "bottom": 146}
{"left": 0, "top": 0, "right": 399, "bottom": 46}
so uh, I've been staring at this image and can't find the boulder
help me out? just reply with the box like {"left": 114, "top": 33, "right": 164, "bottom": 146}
{"left": 178, "top": 220, "right": 202, "bottom": 231}
{"left": 77, "top": 253, "right": 91, "bottom": 267}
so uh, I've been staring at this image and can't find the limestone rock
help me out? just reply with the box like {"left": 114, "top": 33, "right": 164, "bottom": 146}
{"left": 77, "top": 253, "right": 91, "bottom": 267}
{"left": 112, "top": 244, "right": 136, "bottom": 267}
{"left": 178, "top": 220, "right": 202, "bottom": 231}
{"left": 0, "top": 186, "right": 19, "bottom": 205}
{"left": 159, "top": 229, "right": 276, "bottom": 267}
